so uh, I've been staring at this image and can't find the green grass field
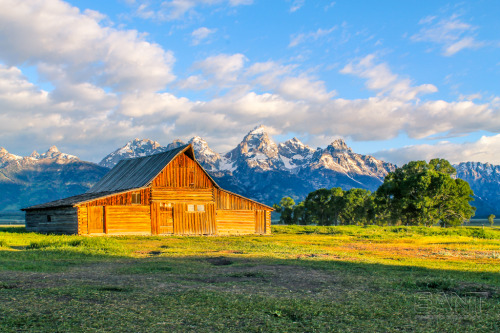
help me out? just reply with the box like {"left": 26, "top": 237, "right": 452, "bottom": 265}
{"left": 0, "top": 225, "right": 499, "bottom": 332}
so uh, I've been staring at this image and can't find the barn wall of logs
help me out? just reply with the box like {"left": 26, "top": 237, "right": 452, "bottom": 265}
{"left": 25, "top": 207, "right": 79, "bottom": 234}
{"left": 29, "top": 151, "right": 272, "bottom": 236}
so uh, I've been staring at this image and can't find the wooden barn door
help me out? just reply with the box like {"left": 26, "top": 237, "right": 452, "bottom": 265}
{"left": 255, "top": 210, "right": 266, "bottom": 234}
{"left": 88, "top": 206, "right": 105, "bottom": 234}
{"left": 173, "top": 203, "right": 216, "bottom": 235}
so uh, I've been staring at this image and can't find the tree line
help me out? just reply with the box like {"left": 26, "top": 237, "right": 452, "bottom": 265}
{"left": 273, "top": 159, "right": 476, "bottom": 227}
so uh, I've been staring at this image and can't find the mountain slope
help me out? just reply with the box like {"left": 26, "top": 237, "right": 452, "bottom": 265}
{"left": 455, "top": 162, "right": 500, "bottom": 217}
{"left": 7, "top": 127, "right": 499, "bottom": 218}
{"left": 99, "top": 139, "right": 169, "bottom": 168}
{"left": 0, "top": 147, "right": 108, "bottom": 212}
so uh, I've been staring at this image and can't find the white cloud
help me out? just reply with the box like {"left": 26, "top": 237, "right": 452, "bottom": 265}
{"left": 133, "top": 0, "right": 253, "bottom": 21}
{"left": 407, "top": 100, "right": 500, "bottom": 138}
{"left": 289, "top": 27, "right": 336, "bottom": 47}
{"left": 0, "top": 0, "right": 499, "bottom": 165}
{"left": 194, "top": 53, "right": 247, "bottom": 83}
{"left": 0, "top": 0, "right": 176, "bottom": 93}
{"left": 191, "top": 27, "right": 217, "bottom": 45}
{"left": 277, "top": 76, "right": 336, "bottom": 102}
{"left": 290, "top": 0, "right": 304, "bottom": 13}
{"left": 374, "top": 134, "right": 500, "bottom": 165}
{"left": 411, "top": 14, "right": 485, "bottom": 56}
{"left": 245, "top": 61, "right": 335, "bottom": 102}
{"left": 340, "top": 54, "right": 437, "bottom": 101}
{"left": 119, "top": 92, "right": 192, "bottom": 118}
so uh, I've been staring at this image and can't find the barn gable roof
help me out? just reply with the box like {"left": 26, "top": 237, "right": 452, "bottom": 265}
{"left": 86, "top": 144, "right": 212, "bottom": 194}
{"left": 23, "top": 144, "right": 219, "bottom": 210}
{"left": 22, "top": 143, "right": 272, "bottom": 211}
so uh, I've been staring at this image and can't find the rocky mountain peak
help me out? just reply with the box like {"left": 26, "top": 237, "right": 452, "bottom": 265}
{"left": 30, "top": 150, "right": 40, "bottom": 158}
{"left": 188, "top": 136, "right": 223, "bottom": 171}
{"left": 329, "top": 139, "right": 351, "bottom": 152}
{"left": 98, "top": 138, "right": 167, "bottom": 168}
{"left": 166, "top": 139, "right": 185, "bottom": 151}
{"left": 223, "top": 125, "right": 279, "bottom": 171}
{"left": 248, "top": 124, "right": 267, "bottom": 135}
{"left": 238, "top": 125, "right": 278, "bottom": 157}
{"left": 189, "top": 136, "right": 219, "bottom": 158}
{"left": 278, "top": 137, "right": 314, "bottom": 156}
{"left": 48, "top": 145, "right": 60, "bottom": 153}
{"left": 39, "top": 146, "right": 78, "bottom": 162}
{"left": 129, "top": 138, "right": 162, "bottom": 150}
{"left": 0, "top": 147, "right": 22, "bottom": 165}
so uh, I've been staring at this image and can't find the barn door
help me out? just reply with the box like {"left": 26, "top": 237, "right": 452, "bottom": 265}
{"left": 255, "top": 210, "right": 266, "bottom": 234}
{"left": 88, "top": 206, "right": 105, "bottom": 234}
{"left": 173, "top": 203, "right": 216, "bottom": 235}
{"left": 159, "top": 203, "right": 173, "bottom": 234}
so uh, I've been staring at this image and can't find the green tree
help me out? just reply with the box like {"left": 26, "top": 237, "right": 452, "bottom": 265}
{"left": 338, "top": 188, "right": 373, "bottom": 225}
{"left": 273, "top": 197, "right": 295, "bottom": 224}
{"left": 304, "top": 188, "right": 334, "bottom": 225}
{"left": 291, "top": 201, "right": 307, "bottom": 225}
{"left": 376, "top": 159, "right": 475, "bottom": 227}
{"left": 489, "top": 214, "right": 496, "bottom": 227}
{"left": 328, "top": 187, "right": 345, "bottom": 226}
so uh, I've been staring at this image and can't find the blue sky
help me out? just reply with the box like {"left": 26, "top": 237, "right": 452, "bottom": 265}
{"left": 0, "top": 0, "right": 499, "bottom": 164}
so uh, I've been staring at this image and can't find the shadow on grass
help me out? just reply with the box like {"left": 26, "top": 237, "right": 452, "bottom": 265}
{"left": 0, "top": 244, "right": 499, "bottom": 296}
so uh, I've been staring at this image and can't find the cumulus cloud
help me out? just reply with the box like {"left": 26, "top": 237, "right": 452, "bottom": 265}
{"left": 191, "top": 27, "right": 217, "bottom": 45}
{"left": 374, "top": 134, "right": 500, "bottom": 165}
{"left": 341, "top": 54, "right": 437, "bottom": 101}
{"left": 411, "top": 14, "right": 486, "bottom": 56}
{"left": 0, "top": 0, "right": 176, "bottom": 93}
{"left": 0, "top": 0, "right": 181, "bottom": 159}
{"left": 0, "top": 0, "right": 499, "bottom": 165}
{"left": 193, "top": 53, "right": 247, "bottom": 83}
{"left": 0, "top": 64, "right": 140, "bottom": 160}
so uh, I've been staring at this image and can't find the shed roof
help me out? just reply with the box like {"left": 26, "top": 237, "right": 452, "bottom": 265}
{"left": 21, "top": 190, "right": 131, "bottom": 210}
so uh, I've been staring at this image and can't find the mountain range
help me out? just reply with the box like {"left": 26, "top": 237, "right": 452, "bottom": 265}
{"left": 1, "top": 125, "right": 498, "bottom": 217}
{"left": 0, "top": 146, "right": 108, "bottom": 213}
{"left": 97, "top": 126, "right": 396, "bottom": 206}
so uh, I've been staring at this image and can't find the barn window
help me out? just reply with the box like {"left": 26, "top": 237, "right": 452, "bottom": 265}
{"left": 197, "top": 205, "right": 205, "bottom": 212}
{"left": 131, "top": 193, "right": 141, "bottom": 204}
{"left": 47, "top": 215, "right": 52, "bottom": 222}
{"left": 187, "top": 204, "right": 195, "bottom": 212}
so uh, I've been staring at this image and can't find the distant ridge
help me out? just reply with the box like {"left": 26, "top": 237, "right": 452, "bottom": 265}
{"left": 2, "top": 127, "right": 499, "bottom": 217}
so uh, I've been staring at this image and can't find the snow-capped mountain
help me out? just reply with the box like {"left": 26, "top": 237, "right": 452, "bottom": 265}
{"left": 224, "top": 125, "right": 281, "bottom": 172}
{"left": 278, "top": 137, "right": 315, "bottom": 170}
{"left": 455, "top": 162, "right": 500, "bottom": 217}
{"left": 188, "top": 136, "right": 225, "bottom": 172}
{"left": 99, "top": 139, "right": 168, "bottom": 168}
{"left": 0, "top": 146, "right": 79, "bottom": 169}
{"left": 95, "top": 125, "right": 397, "bottom": 205}
{"left": 0, "top": 146, "right": 107, "bottom": 212}
{"left": 5, "top": 126, "right": 499, "bottom": 217}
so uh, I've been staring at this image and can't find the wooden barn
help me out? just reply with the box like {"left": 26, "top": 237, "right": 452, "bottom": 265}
{"left": 22, "top": 144, "right": 273, "bottom": 236}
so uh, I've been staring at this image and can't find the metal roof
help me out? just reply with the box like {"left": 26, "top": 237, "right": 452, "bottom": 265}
{"left": 86, "top": 144, "right": 191, "bottom": 194}
{"left": 22, "top": 143, "right": 273, "bottom": 211}
{"left": 21, "top": 190, "right": 127, "bottom": 210}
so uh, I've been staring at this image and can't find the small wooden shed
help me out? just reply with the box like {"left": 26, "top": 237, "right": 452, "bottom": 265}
{"left": 22, "top": 144, "right": 273, "bottom": 235}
